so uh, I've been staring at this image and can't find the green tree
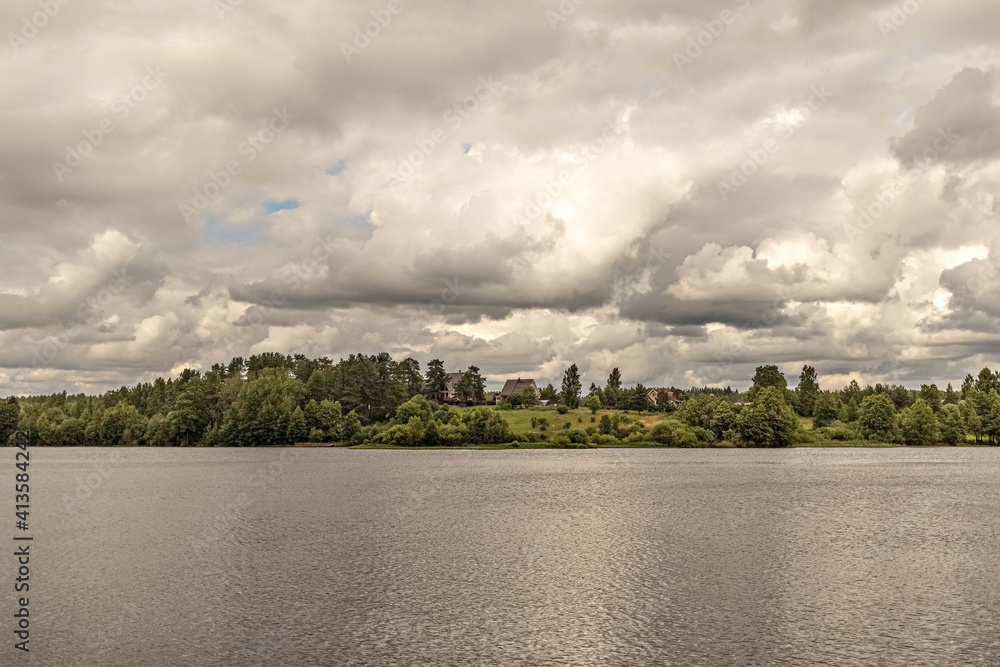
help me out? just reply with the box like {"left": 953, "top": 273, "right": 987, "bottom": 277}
{"left": 0, "top": 398, "right": 20, "bottom": 445}
{"left": 455, "top": 366, "right": 486, "bottom": 404}
{"left": 796, "top": 365, "right": 819, "bottom": 417}
{"left": 341, "top": 410, "right": 363, "bottom": 445}
{"left": 220, "top": 368, "right": 305, "bottom": 447}
{"left": 145, "top": 413, "right": 174, "bottom": 447}
{"left": 460, "top": 408, "right": 513, "bottom": 445}
{"left": 315, "top": 400, "right": 343, "bottom": 441}
{"left": 604, "top": 368, "right": 622, "bottom": 408}
{"left": 918, "top": 384, "right": 943, "bottom": 413}
{"left": 100, "top": 401, "right": 147, "bottom": 447}
{"left": 606, "top": 367, "right": 622, "bottom": 391}
{"left": 561, "top": 364, "right": 582, "bottom": 409}
{"left": 710, "top": 400, "right": 737, "bottom": 440}
{"left": 168, "top": 383, "right": 208, "bottom": 446}
{"left": 985, "top": 391, "right": 1000, "bottom": 445}
{"left": 940, "top": 405, "right": 967, "bottom": 446}
{"left": 812, "top": 393, "right": 841, "bottom": 428}
{"left": 397, "top": 357, "right": 424, "bottom": 398}
{"left": 287, "top": 406, "right": 308, "bottom": 444}
{"left": 423, "top": 359, "right": 449, "bottom": 403}
{"left": 585, "top": 394, "right": 602, "bottom": 415}
{"left": 859, "top": 393, "right": 897, "bottom": 442}
{"left": 540, "top": 384, "right": 559, "bottom": 402}
{"left": 518, "top": 384, "right": 538, "bottom": 407}
{"left": 735, "top": 387, "right": 799, "bottom": 448}
{"left": 976, "top": 367, "right": 999, "bottom": 395}
{"left": 965, "top": 401, "right": 983, "bottom": 444}
{"left": 748, "top": 365, "right": 787, "bottom": 400}
{"left": 898, "top": 398, "right": 939, "bottom": 446}
{"left": 838, "top": 397, "right": 860, "bottom": 424}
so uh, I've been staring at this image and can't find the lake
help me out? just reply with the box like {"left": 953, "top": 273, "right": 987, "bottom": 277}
{"left": 14, "top": 447, "right": 1000, "bottom": 665}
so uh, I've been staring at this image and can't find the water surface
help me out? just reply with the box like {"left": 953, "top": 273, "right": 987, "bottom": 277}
{"left": 15, "top": 447, "right": 1000, "bottom": 665}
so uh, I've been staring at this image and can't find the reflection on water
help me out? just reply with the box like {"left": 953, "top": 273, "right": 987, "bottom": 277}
{"left": 21, "top": 447, "right": 1000, "bottom": 665}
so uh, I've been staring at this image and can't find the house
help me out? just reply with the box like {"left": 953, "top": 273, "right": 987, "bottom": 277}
{"left": 425, "top": 372, "right": 467, "bottom": 403}
{"left": 648, "top": 388, "right": 682, "bottom": 407}
{"left": 497, "top": 378, "right": 540, "bottom": 403}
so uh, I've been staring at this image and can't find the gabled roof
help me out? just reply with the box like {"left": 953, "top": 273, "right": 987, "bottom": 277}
{"left": 499, "top": 378, "right": 537, "bottom": 397}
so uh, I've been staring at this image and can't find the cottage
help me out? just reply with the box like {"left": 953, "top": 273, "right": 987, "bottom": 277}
{"left": 425, "top": 371, "right": 467, "bottom": 403}
{"left": 497, "top": 378, "right": 541, "bottom": 403}
{"left": 648, "top": 388, "right": 682, "bottom": 407}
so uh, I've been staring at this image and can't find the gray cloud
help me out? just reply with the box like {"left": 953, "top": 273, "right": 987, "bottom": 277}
{"left": 1, "top": 0, "right": 999, "bottom": 395}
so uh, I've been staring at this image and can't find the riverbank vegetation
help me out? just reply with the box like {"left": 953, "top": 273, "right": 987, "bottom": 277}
{"left": 2, "top": 352, "right": 999, "bottom": 448}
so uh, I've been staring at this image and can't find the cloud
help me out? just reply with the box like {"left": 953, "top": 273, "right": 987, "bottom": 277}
{"left": 1, "top": 0, "right": 999, "bottom": 395}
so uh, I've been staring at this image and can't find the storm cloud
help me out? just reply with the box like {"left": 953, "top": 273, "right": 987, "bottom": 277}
{"left": 1, "top": 0, "right": 998, "bottom": 395}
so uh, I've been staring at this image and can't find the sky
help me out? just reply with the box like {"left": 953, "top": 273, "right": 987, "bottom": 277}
{"left": 0, "top": 0, "right": 999, "bottom": 396}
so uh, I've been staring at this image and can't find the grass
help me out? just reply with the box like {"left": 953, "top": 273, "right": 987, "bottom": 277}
{"left": 452, "top": 405, "right": 673, "bottom": 436}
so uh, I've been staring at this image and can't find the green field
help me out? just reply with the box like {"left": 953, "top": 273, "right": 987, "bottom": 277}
{"left": 453, "top": 405, "right": 671, "bottom": 435}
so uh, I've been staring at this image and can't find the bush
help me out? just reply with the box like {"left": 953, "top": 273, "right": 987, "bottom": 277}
{"left": 817, "top": 420, "right": 860, "bottom": 441}
{"left": 648, "top": 421, "right": 700, "bottom": 448}
{"left": 557, "top": 405, "right": 570, "bottom": 415}
{"left": 690, "top": 426, "right": 715, "bottom": 443}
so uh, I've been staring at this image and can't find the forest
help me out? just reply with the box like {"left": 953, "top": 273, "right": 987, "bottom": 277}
{"left": 1, "top": 352, "right": 999, "bottom": 448}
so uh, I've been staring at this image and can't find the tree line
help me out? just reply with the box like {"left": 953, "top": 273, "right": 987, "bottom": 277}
{"left": 1, "top": 354, "right": 998, "bottom": 447}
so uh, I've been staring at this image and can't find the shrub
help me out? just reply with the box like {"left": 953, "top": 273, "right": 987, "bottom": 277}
{"left": 557, "top": 405, "right": 570, "bottom": 415}
{"left": 690, "top": 426, "right": 715, "bottom": 443}
{"left": 816, "top": 420, "right": 859, "bottom": 441}
{"left": 649, "top": 421, "right": 700, "bottom": 448}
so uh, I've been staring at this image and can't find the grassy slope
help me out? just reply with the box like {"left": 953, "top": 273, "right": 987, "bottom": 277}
{"left": 361, "top": 406, "right": 983, "bottom": 448}
{"left": 453, "top": 406, "right": 672, "bottom": 436}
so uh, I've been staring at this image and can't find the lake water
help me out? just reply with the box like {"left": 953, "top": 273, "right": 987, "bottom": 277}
{"left": 11, "top": 447, "right": 1000, "bottom": 665}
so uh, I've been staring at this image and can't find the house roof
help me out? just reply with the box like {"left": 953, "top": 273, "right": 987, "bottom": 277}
{"left": 499, "top": 378, "right": 537, "bottom": 397}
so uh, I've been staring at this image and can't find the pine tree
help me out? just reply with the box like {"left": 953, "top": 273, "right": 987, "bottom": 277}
{"left": 561, "top": 364, "right": 582, "bottom": 409}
